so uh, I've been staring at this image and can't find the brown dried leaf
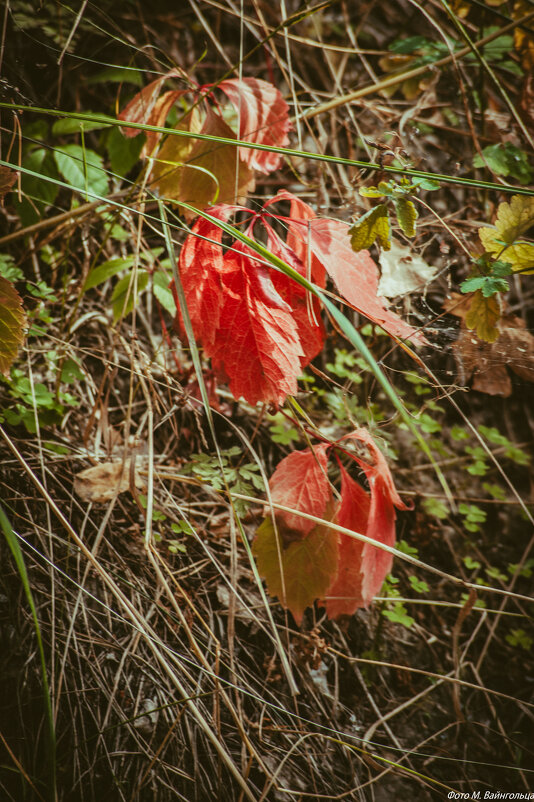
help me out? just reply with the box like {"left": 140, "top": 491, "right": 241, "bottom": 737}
{"left": 0, "top": 165, "right": 17, "bottom": 199}
{"left": 74, "top": 460, "right": 146, "bottom": 504}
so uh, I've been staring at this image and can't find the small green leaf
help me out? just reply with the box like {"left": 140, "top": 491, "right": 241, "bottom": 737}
{"left": 111, "top": 270, "right": 149, "bottom": 322}
{"left": 394, "top": 197, "right": 418, "bottom": 237}
{"left": 84, "top": 257, "right": 136, "bottom": 291}
{"left": 153, "top": 271, "right": 176, "bottom": 315}
{"left": 52, "top": 116, "right": 109, "bottom": 136}
{"left": 460, "top": 275, "right": 509, "bottom": 297}
{"left": 359, "top": 186, "right": 386, "bottom": 198}
{"left": 54, "top": 144, "right": 109, "bottom": 199}
{"left": 350, "top": 204, "right": 391, "bottom": 251}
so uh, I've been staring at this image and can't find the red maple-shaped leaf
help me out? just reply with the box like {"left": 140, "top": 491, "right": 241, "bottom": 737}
{"left": 324, "top": 466, "right": 370, "bottom": 618}
{"left": 177, "top": 206, "right": 235, "bottom": 346}
{"left": 268, "top": 443, "right": 331, "bottom": 538}
{"left": 218, "top": 78, "right": 291, "bottom": 173}
{"left": 338, "top": 429, "right": 409, "bottom": 607}
{"left": 205, "top": 244, "right": 305, "bottom": 406}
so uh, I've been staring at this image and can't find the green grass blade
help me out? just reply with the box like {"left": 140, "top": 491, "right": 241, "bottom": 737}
{"left": 0, "top": 505, "right": 56, "bottom": 801}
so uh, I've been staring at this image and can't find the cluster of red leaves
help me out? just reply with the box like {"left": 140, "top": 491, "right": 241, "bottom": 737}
{"left": 177, "top": 190, "right": 426, "bottom": 406}
{"left": 119, "top": 73, "right": 291, "bottom": 211}
{"left": 253, "top": 429, "right": 409, "bottom": 624}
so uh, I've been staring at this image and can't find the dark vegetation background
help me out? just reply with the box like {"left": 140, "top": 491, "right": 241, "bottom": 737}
{"left": 0, "top": 1, "right": 533, "bottom": 800}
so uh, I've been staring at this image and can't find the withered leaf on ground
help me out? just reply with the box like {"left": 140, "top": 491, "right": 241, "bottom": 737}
{"left": 445, "top": 294, "right": 534, "bottom": 396}
{"left": 378, "top": 238, "right": 438, "bottom": 297}
{"left": 74, "top": 460, "right": 146, "bottom": 503}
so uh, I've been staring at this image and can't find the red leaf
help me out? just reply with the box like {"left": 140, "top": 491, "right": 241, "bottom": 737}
{"left": 285, "top": 217, "right": 427, "bottom": 344}
{"left": 177, "top": 205, "right": 235, "bottom": 346}
{"left": 218, "top": 78, "right": 291, "bottom": 173}
{"left": 264, "top": 222, "right": 325, "bottom": 366}
{"left": 119, "top": 70, "right": 181, "bottom": 137}
{"left": 341, "top": 429, "right": 408, "bottom": 605}
{"left": 324, "top": 467, "right": 370, "bottom": 618}
{"left": 205, "top": 245, "right": 305, "bottom": 406}
{"left": 265, "top": 189, "right": 326, "bottom": 287}
{"left": 268, "top": 443, "right": 331, "bottom": 538}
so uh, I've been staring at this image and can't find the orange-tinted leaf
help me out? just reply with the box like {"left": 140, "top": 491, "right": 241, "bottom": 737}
{"left": 153, "top": 108, "right": 254, "bottom": 217}
{"left": 119, "top": 70, "right": 181, "bottom": 136}
{"left": 268, "top": 443, "right": 331, "bottom": 539}
{"left": 465, "top": 290, "right": 501, "bottom": 343}
{"left": 218, "top": 77, "right": 291, "bottom": 173}
{"left": 0, "top": 277, "right": 27, "bottom": 376}
{"left": 324, "top": 467, "right": 370, "bottom": 618}
{"left": 253, "top": 507, "right": 339, "bottom": 625}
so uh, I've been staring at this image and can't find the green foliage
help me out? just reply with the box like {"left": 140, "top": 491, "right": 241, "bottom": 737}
{"left": 506, "top": 628, "right": 533, "bottom": 651}
{"left": 461, "top": 257, "right": 512, "bottom": 298}
{"left": 473, "top": 143, "right": 532, "bottom": 185}
{"left": 182, "top": 447, "right": 264, "bottom": 515}
{"left": 422, "top": 497, "right": 449, "bottom": 519}
{"left": 268, "top": 412, "right": 299, "bottom": 445}
{"left": 54, "top": 144, "right": 109, "bottom": 199}
{"left": 459, "top": 503, "right": 486, "bottom": 533}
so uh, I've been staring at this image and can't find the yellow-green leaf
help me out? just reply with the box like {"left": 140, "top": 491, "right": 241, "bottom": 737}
{"left": 395, "top": 197, "right": 418, "bottom": 237}
{"left": 252, "top": 512, "right": 339, "bottom": 625}
{"left": 0, "top": 276, "right": 27, "bottom": 376}
{"left": 465, "top": 290, "right": 501, "bottom": 343}
{"left": 349, "top": 204, "right": 391, "bottom": 252}
{"left": 479, "top": 195, "right": 534, "bottom": 274}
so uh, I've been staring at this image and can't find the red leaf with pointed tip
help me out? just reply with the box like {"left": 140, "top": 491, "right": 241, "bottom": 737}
{"left": 177, "top": 205, "right": 236, "bottom": 346}
{"left": 218, "top": 78, "right": 291, "bottom": 173}
{"left": 119, "top": 70, "right": 181, "bottom": 137}
{"left": 205, "top": 245, "right": 304, "bottom": 406}
{"left": 268, "top": 443, "right": 331, "bottom": 538}
{"left": 324, "top": 466, "right": 370, "bottom": 618}
{"left": 341, "top": 429, "right": 409, "bottom": 605}
{"left": 263, "top": 221, "right": 325, "bottom": 366}
{"left": 285, "top": 217, "right": 427, "bottom": 344}
{"left": 265, "top": 189, "right": 326, "bottom": 287}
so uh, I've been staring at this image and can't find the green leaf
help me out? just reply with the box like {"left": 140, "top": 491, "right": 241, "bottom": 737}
{"left": 460, "top": 275, "right": 509, "bottom": 297}
{"left": 106, "top": 125, "right": 145, "bottom": 178}
{"left": 421, "top": 497, "right": 449, "bottom": 519}
{"left": 54, "top": 144, "right": 109, "bottom": 199}
{"left": 394, "top": 197, "right": 418, "bottom": 237}
{"left": 52, "top": 116, "right": 110, "bottom": 136}
{"left": 474, "top": 143, "right": 532, "bottom": 185}
{"left": 0, "top": 277, "right": 27, "bottom": 376}
{"left": 350, "top": 204, "right": 391, "bottom": 251}
{"left": 411, "top": 176, "right": 440, "bottom": 191}
{"left": 15, "top": 148, "right": 60, "bottom": 225}
{"left": 252, "top": 513, "right": 339, "bottom": 625}
{"left": 153, "top": 271, "right": 176, "bottom": 315}
{"left": 86, "top": 67, "right": 144, "bottom": 86}
{"left": 359, "top": 186, "right": 386, "bottom": 198}
{"left": 84, "top": 257, "right": 136, "bottom": 291}
{"left": 111, "top": 270, "right": 149, "bottom": 322}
